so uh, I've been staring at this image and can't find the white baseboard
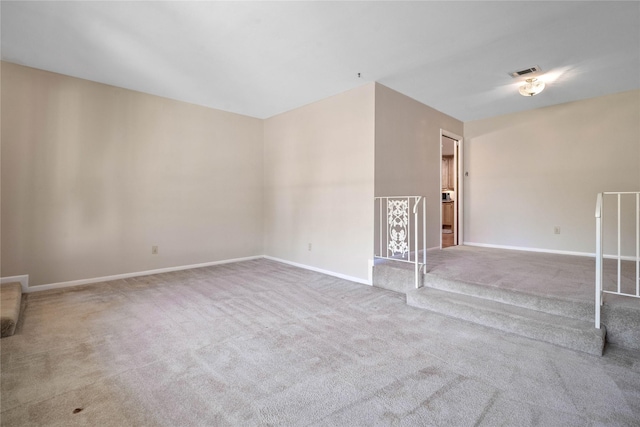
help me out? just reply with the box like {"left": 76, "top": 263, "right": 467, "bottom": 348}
{"left": 1, "top": 275, "right": 29, "bottom": 293}
{"left": 463, "top": 242, "right": 639, "bottom": 261}
{"left": 263, "top": 256, "right": 371, "bottom": 285}
{"left": 23, "top": 256, "right": 263, "bottom": 293}
{"left": 602, "top": 254, "right": 639, "bottom": 261}
{"left": 21, "top": 255, "right": 370, "bottom": 293}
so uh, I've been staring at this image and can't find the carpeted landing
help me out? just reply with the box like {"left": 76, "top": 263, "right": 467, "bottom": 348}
{"left": 2, "top": 258, "right": 639, "bottom": 426}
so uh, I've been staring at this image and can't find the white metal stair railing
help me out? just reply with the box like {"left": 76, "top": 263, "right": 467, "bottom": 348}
{"left": 374, "top": 196, "right": 427, "bottom": 289}
{"left": 595, "top": 192, "right": 640, "bottom": 329}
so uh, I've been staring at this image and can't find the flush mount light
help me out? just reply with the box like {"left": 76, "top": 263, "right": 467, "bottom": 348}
{"left": 519, "top": 78, "right": 545, "bottom": 97}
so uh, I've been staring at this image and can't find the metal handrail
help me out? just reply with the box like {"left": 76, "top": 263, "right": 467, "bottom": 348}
{"left": 595, "top": 191, "right": 640, "bottom": 329}
{"left": 595, "top": 193, "right": 603, "bottom": 329}
{"left": 413, "top": 196, "right": 427, "bottom": 288}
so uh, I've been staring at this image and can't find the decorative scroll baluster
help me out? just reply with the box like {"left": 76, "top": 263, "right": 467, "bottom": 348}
{"left": 387, "top": 199, "right": 409, "bottom": 258}
{"left": 374, "top": 196, "right": 426, "bottom": 289}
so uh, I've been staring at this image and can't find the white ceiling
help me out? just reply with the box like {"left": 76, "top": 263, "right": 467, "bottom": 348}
{"left": 2, "top": 1, "right": 639, "bottom": 121}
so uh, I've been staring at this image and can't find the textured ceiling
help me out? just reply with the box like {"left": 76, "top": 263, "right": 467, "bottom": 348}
{"left": 2, "top": 1, "right": 639, "bottom": 121}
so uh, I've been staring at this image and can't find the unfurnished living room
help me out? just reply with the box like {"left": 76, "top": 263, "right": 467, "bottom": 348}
{"left": 1, "top": 2, "right": 639, "bottom": 426}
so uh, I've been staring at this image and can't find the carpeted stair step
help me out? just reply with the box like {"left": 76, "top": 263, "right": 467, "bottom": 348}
{"left": 373, "top": 262, "right": 420, "bottom": 294}
{"left": 601, "top": 295, "right": 640, "bottom": 350}
{"left": 424, "top": 274, "right": 593, "bottom": 322}
{"left": 407, "top": 287, "right": 606, "bottom": 356}
{"left": 1, "top": 282, "right": 23, "bottom": 338}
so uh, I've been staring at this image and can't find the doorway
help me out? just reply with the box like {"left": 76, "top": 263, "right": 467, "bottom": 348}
{"left": 440, "top": 131, "right": 463, "bottom": 248}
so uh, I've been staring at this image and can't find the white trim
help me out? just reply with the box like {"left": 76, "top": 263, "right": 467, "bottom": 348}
{"left": 456, "top": 136, "right": 464, "bottom": 246}
{"left": 439, "top": 131, "right": 443, "bottom": 249}
{"left": 23, "top": 256, "right": 263, "bottom": 293}
{"left": 463, "top": 242, "right": 639, "bottom": 260}
{"left": 602, "top": 255, "right": 638, "bottom": 261}
{"left": 263, "top": 256, "right": 370, "bottom": 285}
{"left": 440, "top": 129, "right": 464, "bottom": 248}
{"left": 1, "top": 275, "right": 29, "bottom": 293}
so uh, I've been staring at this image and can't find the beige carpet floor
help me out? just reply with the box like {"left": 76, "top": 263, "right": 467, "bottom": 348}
{"left": 1, "top": 258, "right": 639, "bottom": 426}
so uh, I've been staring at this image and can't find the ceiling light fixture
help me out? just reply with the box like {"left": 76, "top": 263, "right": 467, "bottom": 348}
{"left": 519, "top": 78, "right": 545, "bottom": 97}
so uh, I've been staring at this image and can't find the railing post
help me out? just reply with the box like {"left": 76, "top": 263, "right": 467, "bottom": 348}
{"left": 617, "top": 194, "right": 621, "bottom": 294}
{"left": 413, "top": 197, "right": 419, "bottom": 289}
{"left": 378, "top": 198, "right": 382, "bottom": 258}
{"left": 595, "top": 192, "right": 602, "bottom": 329}
{"left": 385, "top": 199, "right": 389, "bottom": 258}
{"left": 423, "top": 197, "right": 427, "bottom": 267}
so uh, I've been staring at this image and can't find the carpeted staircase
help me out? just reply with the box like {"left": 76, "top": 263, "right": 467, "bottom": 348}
{"left": 407, "top": 276, "right": 605, "bottom": 356}
{"left": 1, "top": 282, "right": 23, "bottom": 338}
{"left": 373, "top": 262, "right": 607, "bottom": 356}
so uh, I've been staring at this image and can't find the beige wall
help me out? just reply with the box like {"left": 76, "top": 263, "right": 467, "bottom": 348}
{"left": 374, "top": 83, "right": 463, "bottom": 249}
{"left": 6, "top": 60, "right": 635, "bottom": 289}
{"left": 1, "top": 62, "right": 264, "bottom": 286}
{"left": 464, "top": 90, "right": 640, "bottom": 256}
{"left": 263, "top": 83, "right": 375, "bottom": 281}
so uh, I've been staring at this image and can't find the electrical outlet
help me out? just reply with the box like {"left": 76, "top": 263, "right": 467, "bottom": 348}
{"left": 554, "top": 226, "right": 561, "bottom": 235}
{"left": 308, "top": 243, "right": 312, "bottom": 251}
{"left": 152, "top": 246, "right": 158, "bottom": 254}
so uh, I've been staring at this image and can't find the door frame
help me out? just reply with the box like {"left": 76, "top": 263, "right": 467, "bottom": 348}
{"left": 440, "top": 129, "right": 464, "bottom": 248}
